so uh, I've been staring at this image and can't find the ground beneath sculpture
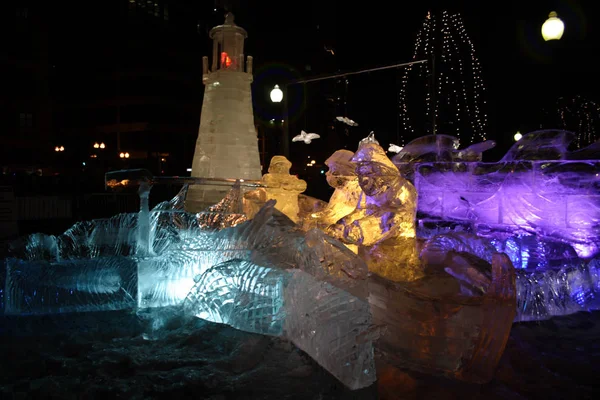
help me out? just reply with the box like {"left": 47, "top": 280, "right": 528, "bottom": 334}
{"left": 1, "top": 309, "right": 599, "bottom": 399}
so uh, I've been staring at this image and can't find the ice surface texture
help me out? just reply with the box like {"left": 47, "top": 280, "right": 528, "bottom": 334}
{"left": 515, "top": 260, "right": 600, "bottom": 322}
{"left": 184, "top": 259, "right": 286, "bottom": 336}
{"left": 413, "top": 159, "right": 600, "bottom": 258}
{"left": 4, "top": 257, "right": 137, "bottom": 315}
{"left": 184, "top": 259, "right": 376, "bottom": 390}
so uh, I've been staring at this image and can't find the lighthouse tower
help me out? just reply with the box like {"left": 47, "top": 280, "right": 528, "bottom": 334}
{"left": 185, "top": 13, "right": 262, "bottom": 212}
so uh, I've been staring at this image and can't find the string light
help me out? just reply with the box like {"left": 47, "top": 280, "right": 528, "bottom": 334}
{"left": 398, "top": 11, "right": 488, "bottom": 145}
{"left": 556, "top": 96, "right": 600, "bottom": 148}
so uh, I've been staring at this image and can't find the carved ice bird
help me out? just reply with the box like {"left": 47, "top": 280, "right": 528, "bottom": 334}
{"left": 293, "top": 130, "right": 320, "bottom": 144}
{"left": 335, "top": 116, "right": 358, "bottom": 127}
{"left": 388, "top": 144, "right": 403, "bottom": 153}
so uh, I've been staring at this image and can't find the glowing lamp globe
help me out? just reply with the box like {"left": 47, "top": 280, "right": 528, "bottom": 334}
{"left": 514, "top": 132, "right": 523, "bottom": 141}
{"left": 542, "top": 12, "right": 564, "bottom": 41}
{"left": 270, "top": 84, "right": 283, "bottom": 103}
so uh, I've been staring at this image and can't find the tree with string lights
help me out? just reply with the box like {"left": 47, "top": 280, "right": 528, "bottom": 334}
{"left": 556, "top": 96, "right": 600, "bottom": 148}
{"left": 398, "top": 11, "right": 488, "bottom": 146}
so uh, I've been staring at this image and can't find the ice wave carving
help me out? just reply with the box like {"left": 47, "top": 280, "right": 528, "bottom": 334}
{"left": 4, "top": 257, "right": 137, "bottom": 315}
{"left": 184, "top": 259, "right": 286, "bottom": 336}
{"left": 184, "top": 258, "right": 376, "bottom": 390}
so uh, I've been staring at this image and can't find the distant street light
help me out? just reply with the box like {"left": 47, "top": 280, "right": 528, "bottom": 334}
{"left": 55, "top": 146, "right": 65, "bottom": 152}
{"left": 94, "top": 142, "right": 99, "bottom": 148}
{"left": 100, "top": 142, "right": 106, "bottom": 149}
{"left": 270, "top": 84, "right": 283, "bottom": 103}
{"left": 542, "top": 11, "right": 564, "bottom": 41}
{"left": 119, "top": 152, "right": 130, "bottom": 159}
{"left": 514, "top": 131, "right": 523, "bottom": 141}
{"left": 94, "top": 142, "right": 106, "bottom": 149}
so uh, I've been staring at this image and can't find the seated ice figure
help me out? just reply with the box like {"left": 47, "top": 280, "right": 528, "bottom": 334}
{"left": 309, "top": 150, "right": 366, "bottom": 231}
{"left": 244, "top": 156, "right": 307, "bottom": 223}
{"left": 327, "top": 140, "right": 423, "bottom": 282}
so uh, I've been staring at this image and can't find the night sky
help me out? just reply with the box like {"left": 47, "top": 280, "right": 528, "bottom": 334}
{"left": 223, "top": 0, "right": 600, "bottom": 160}
{"left": 2, "top": 0, "right": 599, "bottom": 175}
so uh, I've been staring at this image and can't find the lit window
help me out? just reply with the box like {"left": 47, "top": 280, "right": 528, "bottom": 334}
{"left": 221, "top": 52, "right": 233, "bottom": 68}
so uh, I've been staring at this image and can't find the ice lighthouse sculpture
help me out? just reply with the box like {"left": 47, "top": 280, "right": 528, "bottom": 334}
{"left": 186, "top": 13, "right": 262, "bottom": 212}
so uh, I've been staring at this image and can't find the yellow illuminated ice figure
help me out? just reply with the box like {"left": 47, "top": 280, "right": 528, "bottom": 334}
{"left": 245, "top": 156, "right": 307, "bottom": 223}
{"left": 328, "top": 142, "right": 423, "bottom": 282}
{"left": 311, "top": 150, "right": 365, "bottom": 227}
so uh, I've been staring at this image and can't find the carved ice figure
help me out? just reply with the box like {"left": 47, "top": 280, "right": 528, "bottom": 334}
{"left": 244, "top": 156, "right": 307, "bottom": 223}
{"left": 391, "top": 134, "right": 496, "bottom": 181}
{"left": 502, "top": 129, "right": 573, "bottom": 161}
{"left": 309, "top": 150, "right": 365, "bottom": 230}
{"left": 502, "top": 129, "right": 599, "bottom": 162}
{"left": 453, "top": 140, "right": 497, "bottom": 162}
{"left": 292, "top": 130, "right": 320, "bottom": 144}
{"left": 327, "top": 140, "right": 423, "bottom": 282}
{"left": 392, "top": 134, "right": 459, "bottom": 164}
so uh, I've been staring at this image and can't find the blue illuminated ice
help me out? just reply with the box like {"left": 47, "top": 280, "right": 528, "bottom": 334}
{"left": 515, "top": 260, "right": 600, "bottom": 322}
{"left": 4, "top": 256, "right": 137, "bottom": 315}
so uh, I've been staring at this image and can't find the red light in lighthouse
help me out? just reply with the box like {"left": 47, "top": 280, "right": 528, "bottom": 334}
{"left": 220, "top": 52, "right": 232, "bottom": 68}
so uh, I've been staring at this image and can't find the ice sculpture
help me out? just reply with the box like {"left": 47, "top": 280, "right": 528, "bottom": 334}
{"left": 328, "top": 140, "right": 423, "bottom": 282}
{"left": 413, "top": 157, "right": 600, "bottom": 259}
{"left": 369, "top": 252, "right": 516, "bottom": 384}
{"left": 392, "top": 134, "right": 459, "bottom": 164}
{"left": 5, "top": 256, "right": 137, "bottom": 315}
{"left": 515, "top": 260, "right": 600, "bottom": 322}
{"left": 244, "top": 156, "right": 307, "bottom": 223}
{"left": 184, "top": 259, "right": 376, "bottom": 390}
{"left": 6, "top": 127, "right": 600, "bottom": 392}
{"left": 454, "top": 140, "right": 497, "bottom": 162}
{"left": 4, "top": 194, "right": 301, "bottom": 314}
{"left": 296, "top": 194, "right": 328, "bottom": 231}
{"left": 183, "top": 259, "right": 286, "bottom": 335}
{"left": 310, "top": 150, "right": 365, "bottom": 230}
{"left": 292, "top": 130, "right": 320, "bottom": 144}
{"left": 392, "top": 134, "right": 496, "bottom": 164}
{"left": 391, "top": 134, "right": 496, "bottom": 181}
{"left": 501, "top": 129, "right": 573, "bottom": 161}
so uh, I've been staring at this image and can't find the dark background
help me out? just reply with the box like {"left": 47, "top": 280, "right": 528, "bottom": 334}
{"left": 0, "top": 0, "right": 598, "bottom": 203}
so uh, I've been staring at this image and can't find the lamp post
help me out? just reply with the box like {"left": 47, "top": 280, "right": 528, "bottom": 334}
{"left": 270, "top": 84, "right": 288, "bottom": 157}
{"left": 270, "top": 85, "right": 283, "bottom": 103}
{"left": 542, "top": 11, "right": 564, "bottom": 41}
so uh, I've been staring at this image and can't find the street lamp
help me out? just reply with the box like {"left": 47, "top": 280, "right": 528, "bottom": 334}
{"left": 270, "top": 84, "right": 283, "bottom": 103}
{"left": 514, "top": 131, "right": 523, "bottom": 141}
{"left": 542, "top": 11, "right": 564, "bottom": 41}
